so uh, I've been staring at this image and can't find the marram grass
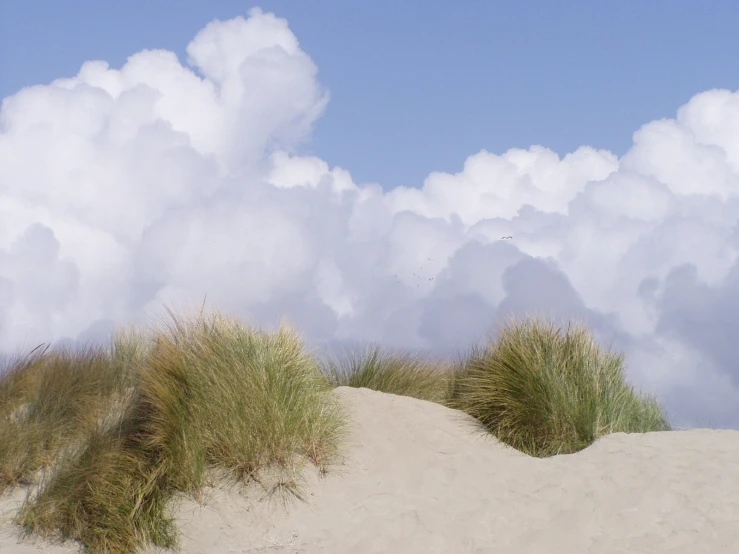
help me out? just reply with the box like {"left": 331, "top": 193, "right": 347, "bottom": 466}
{"left": 0, "top": 308, "right": 672, "bottom": 553}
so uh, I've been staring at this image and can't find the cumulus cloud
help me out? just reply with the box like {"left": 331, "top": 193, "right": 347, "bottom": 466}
{"left": 1, "top": 7, "right": 738, "bottom": 428}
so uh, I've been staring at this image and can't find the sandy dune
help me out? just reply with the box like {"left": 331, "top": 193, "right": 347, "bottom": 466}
{"left": 2, "top": 386, "right": 738, "bottom": 553}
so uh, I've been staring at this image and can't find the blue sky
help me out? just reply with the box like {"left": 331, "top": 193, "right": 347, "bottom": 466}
{"left": 3, "top": 0, "right": 739, "bottom": 188}
{"left": 2, "top": 2, "right": 739, "bottom": 429}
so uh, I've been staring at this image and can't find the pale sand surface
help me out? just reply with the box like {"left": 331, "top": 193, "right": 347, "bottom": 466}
{"left": 2, "top": 386, "right": 738, "bottom": 553}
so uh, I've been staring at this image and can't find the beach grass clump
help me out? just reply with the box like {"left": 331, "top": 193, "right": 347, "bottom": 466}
{"left": 446, "top": 313, "right": 673, "bottom": 457}
{"left": 0, "top": 305, "right": 677, "bottom": 551}
{"left": 9, "top": 308, "right": 349, "bottom": 554}
{"left": 322, "top": 344, "right": 453, "bottom": 404}
{"left": 0, "top": 330, "right": 145, "bottom": 493}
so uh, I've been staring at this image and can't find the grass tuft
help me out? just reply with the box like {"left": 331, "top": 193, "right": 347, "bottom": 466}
{"left": 321, "top": 344, "right": 453, "bottom": 404}
{"left": 0, "top": 308, "right": 675, "bottom": 552}
{"left": 445, "top": 313, "right": 672, "bottom": 456}
{"left": 4, "top": 307, "right": 348, "bottom": 553}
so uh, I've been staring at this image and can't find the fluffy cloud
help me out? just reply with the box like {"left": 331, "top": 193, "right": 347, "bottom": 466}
{"left": 1, "top": 7, "right": 738, "bottom": 428}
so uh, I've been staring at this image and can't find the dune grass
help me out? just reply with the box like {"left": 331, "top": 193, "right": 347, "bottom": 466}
{"left": 0, "top": 309, "right": 674, "bottom": 553}
{"left": 323, "top": 313, "right": 672, "bottom": 457}
{"left": 0, "top": 333, "right": 143, "bottom": 493}
{"left": 445, "top": 313, "right": 672, "bottom": 456}
{"left": 1, "top": 308, "right": 349, "bottom": 554}
{"left": 321, "top": 344, "right": 454, "bottom": 404}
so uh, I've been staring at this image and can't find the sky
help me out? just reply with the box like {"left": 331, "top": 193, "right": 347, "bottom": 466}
{"left": 1, "top": 1, "right": 739, "bottom": 429}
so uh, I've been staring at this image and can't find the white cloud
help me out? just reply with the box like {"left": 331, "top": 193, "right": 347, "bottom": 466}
{"left": 1, "top": 8, "right": 739, "bottom": 428}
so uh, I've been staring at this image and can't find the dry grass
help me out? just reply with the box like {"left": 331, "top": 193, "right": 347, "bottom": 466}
{"left": 2, "top": 307, "right": 348, "bottom": 553}
{"left": 445, "top": 313, "right": 672, "bottom": 456}
{"left": 0, "top": 308, "right": 674, "bottom": 552}
{"left": 321, "top": 344, "right": 454, "bottom": 404}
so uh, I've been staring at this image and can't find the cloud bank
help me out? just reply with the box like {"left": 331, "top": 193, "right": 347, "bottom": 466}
{"left": 1, "top": 7, "right": 738, "bottom": 428}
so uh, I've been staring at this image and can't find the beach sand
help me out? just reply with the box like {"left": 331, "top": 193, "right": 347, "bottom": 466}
{"left": 2, "top": 386, "right": 737, "bottom": 553}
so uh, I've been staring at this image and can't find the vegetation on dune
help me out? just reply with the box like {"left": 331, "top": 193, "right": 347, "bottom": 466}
{"left": 444, "top": 313, "right": 672, "bottom": 456}
{"left": 0, "top": 307, "right": 673, "bottom": 553}
{"left": 0, "top": 334, "right": 143, "bottom": 492}
{"left": 1, "top": 308, "right": 348, "bottom": 554}
{"left": 322, "top": 312, "right": 672, "bottom": 458}
{"left": 321, "top": 344, "right": 454, "bottom": 404}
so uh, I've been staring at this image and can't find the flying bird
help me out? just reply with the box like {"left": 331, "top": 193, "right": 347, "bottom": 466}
{"left": 501, "top": 236, "right": 513, "bottom": 239}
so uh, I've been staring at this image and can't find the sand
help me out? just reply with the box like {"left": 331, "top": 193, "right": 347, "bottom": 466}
{"left": 2, "top": 386, "right": 738, "bottom": 553}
